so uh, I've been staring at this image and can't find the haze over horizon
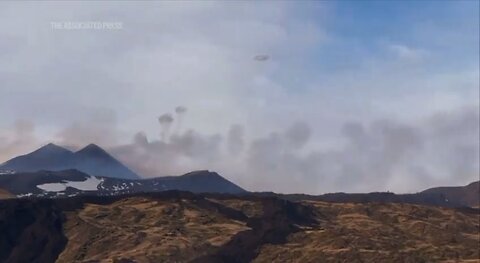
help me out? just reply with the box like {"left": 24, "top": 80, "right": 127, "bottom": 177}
{"left": 0, "top": 1, "right": 478, "bottom": 194}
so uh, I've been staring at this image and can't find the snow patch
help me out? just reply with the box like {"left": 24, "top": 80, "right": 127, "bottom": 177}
{"left": 37, "top": 183, "right": 67, "bottom": 192}
{"left": 112, "top": 184, "right": 128, "bottom": 191}
{"left": 37, "top": 176, "right": 104, "bottom": 192}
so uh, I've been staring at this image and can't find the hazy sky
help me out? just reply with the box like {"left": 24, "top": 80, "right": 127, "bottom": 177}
{"left": 0, "top": 1, "right": 478, "bottom": 194}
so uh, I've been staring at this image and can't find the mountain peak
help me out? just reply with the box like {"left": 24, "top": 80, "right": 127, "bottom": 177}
{"left": 182, "top": 170, "right": 222, "bottom": 179}
{"left": 76, "top": 144, "right": 109, "bottom": 156}
{"left": 72, "top": 143, "right": 140, "bottom": 179}
{"left": 0, "top": 143, "right": 140, "bottom": 180}
{"left": 0, "top": 143, "right": 74, "bottom": 172}
{"left": 177, "top": 170, "right": 246, "bottom": 193}
{"left": 33, "top": 143, "right": 72, "bottom": 155}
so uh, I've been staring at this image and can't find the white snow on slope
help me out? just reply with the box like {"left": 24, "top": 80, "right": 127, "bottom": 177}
{"left": 37, "top": 176, "right": 104, "bottom": 192}
{"left": 17, "top": 193, "right": 33, "bottom": 198}
{"left": 37, "top": 183, "right": 67, "bottom": 192}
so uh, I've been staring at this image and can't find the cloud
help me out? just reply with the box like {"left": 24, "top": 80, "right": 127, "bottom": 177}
{"left": 227, "top": 124, "right": 245, "bottom": 156}
{"left": 284, "top": 121, "right": 312, "bottom": 149}
{"left": 56, "top": 108, "right": 119, "bottom": 148}
{"left": 104, "top": 106, "right": 479, "bottom": 194}
{"left": 0, "top": 1, "right": 326, "bottom": 139}
{"left": 0, "top": 120, "right": 38, "bottom": 163}
{"left": 0, "top": 103, "right": 477, "bottom": 194}
{"left": 110, "top": 128, "right": 223, "bottom": 177}
{"left": 388, "top": 44, "right": 427, "bottom": 62}
{"left": 0, "top": 2, "right": 477, "bottom": 193}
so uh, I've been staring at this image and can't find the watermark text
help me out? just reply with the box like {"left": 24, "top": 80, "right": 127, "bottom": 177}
{"left": 50, "top": 21, "right": 123, "bottom": 30}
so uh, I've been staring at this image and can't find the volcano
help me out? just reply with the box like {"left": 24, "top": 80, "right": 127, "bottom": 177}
{"left": 0, "top": 143, "right": 140, "bottom": 180}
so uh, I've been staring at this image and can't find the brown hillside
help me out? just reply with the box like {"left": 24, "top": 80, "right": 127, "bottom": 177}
{"left": 57, "top": 197, "right": 249, "bottom": 262}
{"left": 254, "top": 201, "right": 480, "bottom": 262}
{"left": 0, "top": 192, "right": 478, "bottom": 263}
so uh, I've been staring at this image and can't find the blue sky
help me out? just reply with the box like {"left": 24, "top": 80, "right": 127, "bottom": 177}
{"left": 0, "top": 1, "right": 478, "bottom": 193}
{"left": 311, "top": 1, "right": 479, "bottom": 71}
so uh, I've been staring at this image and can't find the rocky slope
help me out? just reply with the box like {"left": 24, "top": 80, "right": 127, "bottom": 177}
{"left": 0, "top": 192, "right": 478, "bottom": 263}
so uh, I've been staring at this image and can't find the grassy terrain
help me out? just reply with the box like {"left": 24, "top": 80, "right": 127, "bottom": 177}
{"left": 0, "top": 192, "right": 478, "bottom": 262}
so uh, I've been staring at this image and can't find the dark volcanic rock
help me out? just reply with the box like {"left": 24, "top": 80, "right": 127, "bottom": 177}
{"left": 0, "top": 199, "right": 67, "bottom": 263}
{"left": 0, "top": 169, "right": 246, "bottom": 197}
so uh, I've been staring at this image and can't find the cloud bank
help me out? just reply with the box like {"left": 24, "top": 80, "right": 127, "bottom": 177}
{"left": 3, "top": 105, "right": 471, "bottom": 194}
{"left": 0, "top": 2, "right": 478, "bottom": 193}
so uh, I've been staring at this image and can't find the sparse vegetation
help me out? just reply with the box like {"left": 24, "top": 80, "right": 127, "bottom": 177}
{"left": 0, "top": 192, "right": 478, "bottom": 262}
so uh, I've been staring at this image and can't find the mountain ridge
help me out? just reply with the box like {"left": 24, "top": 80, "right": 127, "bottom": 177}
{"left": 0, "top": 169, "right": 246, "bottom": 197}
{"left": 0, "top": 143, "right": 140, "bottom": 180}
{"left": 422, "top": 180, "right": 479, "bottom": 207}
{"left": 0, "top": 167, "right": 477, "bottom": 209}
